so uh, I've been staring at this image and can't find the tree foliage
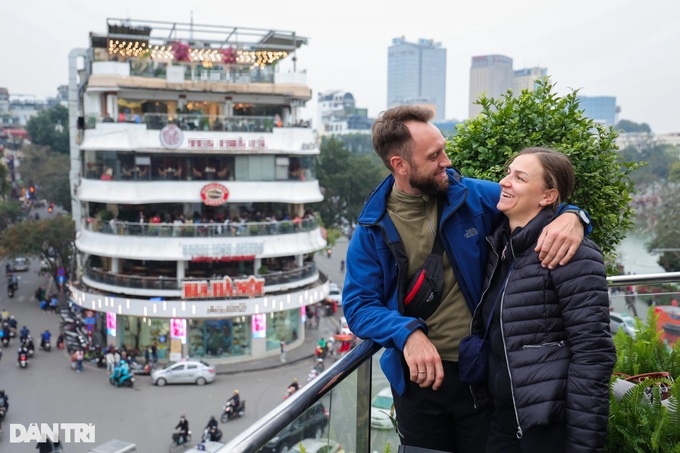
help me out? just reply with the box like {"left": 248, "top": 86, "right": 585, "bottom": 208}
{"left": 0, "top": 201, "right": 24, "bottom": 230}
{"left": 619, "top": 138, "right": 680, "bottom": 185}
{"left": 0, "top": 159, "right": 11, "bottom": 199}
{"left": 0, "top": 216, "right": 76, "bottom": 286}
{"left": 314, "top": 137, "right": 387, "bottom": 228}
{"left": 447, "top": 79, "right": 639, "bottom": 265}
{"left": 647, "top": 183, "right": 680, "bottom": 272}
{"left": 616, "top": 119, "right": 652, "bottom": 134}
{"left": 19, "top": 145, "right": 72, "bottom": 212}
{"left": 25, "top": 104, "right": 69, "bottom": 154}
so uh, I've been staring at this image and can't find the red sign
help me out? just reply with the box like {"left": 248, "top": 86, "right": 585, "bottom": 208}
{"left": 200, "top": 183, "right": 229, "bottom": 206}
{"left": 159, "top": 124, "right": 184, "bottom": 149}
{"left": 182, "top": 275, "right": 265, "bottom": 299}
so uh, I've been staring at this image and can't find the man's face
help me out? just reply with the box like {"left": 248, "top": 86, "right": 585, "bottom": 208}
{"left": 403, "top": 121, "right": 452, "bottom": 196}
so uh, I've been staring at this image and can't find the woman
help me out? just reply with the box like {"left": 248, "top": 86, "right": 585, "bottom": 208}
{"left": 472, "top": 147, "right": 615, "bottom": 452}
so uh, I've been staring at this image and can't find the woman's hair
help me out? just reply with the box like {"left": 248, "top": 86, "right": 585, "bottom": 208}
{"left": 372, "top": 105, "right": 434, "bottom": 170}
{"left": 507, "top": 147, "right": 575, "bottom": 209}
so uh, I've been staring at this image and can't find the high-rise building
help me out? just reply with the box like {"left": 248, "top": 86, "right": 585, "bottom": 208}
{"left": 577, "top": 96, "right": 619, "bottom": 126}
{"left": 387, "top": 37, "right": 446, "bottom": 121}
{"left": 317, "top": 90, "right": 372, "bottom": 136}
{"left": 468, "top": 54, "right": 513, "bottom": 119}
{"left": 513, "top": 67, "right": 548, "bottom": 93}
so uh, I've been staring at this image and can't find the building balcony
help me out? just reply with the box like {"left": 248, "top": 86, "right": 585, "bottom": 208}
{"left": 84, "top": 217, "right": 319, "bottom": 238}
{"left": 82, "top": 262, "right": 318, "bottom": 298}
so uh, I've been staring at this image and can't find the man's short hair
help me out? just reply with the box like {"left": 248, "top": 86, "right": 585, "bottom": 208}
{"left": 372, "top": 105, "right": 434, "bottom": 171}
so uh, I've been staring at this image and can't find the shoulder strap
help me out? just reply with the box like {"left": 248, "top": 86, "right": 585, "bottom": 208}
{"left": 431, "top": 196, "right": 445, "bottom": 255}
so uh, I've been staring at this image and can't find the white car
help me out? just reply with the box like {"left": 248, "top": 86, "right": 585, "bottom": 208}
{"left": 371, "top": 386, "right": 395, "bottom": 429}
{"left": 610, "top": 312, "right": 638, "bottom": 339}
{"left": 151, "top": 360, "right": 216, "bottom": 386}
{"left": 327, "top": 283, "right": 342, "bottom": 307}
{"left": 11, "top": 256, "right": 30, "bottom": 272}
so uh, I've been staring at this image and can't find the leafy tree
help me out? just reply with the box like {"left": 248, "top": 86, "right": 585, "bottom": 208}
{"left": 447, "top": 79, "right": 639, "bottom": 265}
{"left": 314, "top": 137, "right": 387, "bottom": 228}
{"left": 669, "top": 161, "right": 680, "bottom": 184}
{"left": 615, "top": 119, "right": 652, "bottom": 134}
{"left": 19, "top": 145, "right": 72, "bottom": 212}
{"left": 619, "top": 137, "right": 679, "bottom": 185}
{"left": 0, "top": 160, "right": 11, "bottom": 199}
{"left": 0, "top": 201, "right": 24, "bottom": 230}
{"left": 25, "top": 104, "right": 69, "bottom": 154}
{"left": 0, "top": 216, "right": 76, "bottom": 287}
{"left": 647, "top": 183, "right": 680, "bottom": 272}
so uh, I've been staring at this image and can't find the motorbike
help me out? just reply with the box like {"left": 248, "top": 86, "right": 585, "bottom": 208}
{"left": 1, "top": 336, "right": 8, "bottom": 347}
{"left": 313, "top": 357, "right": 325, "bottom": 373}
{"left": 18, "top": 353, "right": 28, "bottom": 368}
{"left": 220, "top": 400, "right": 246, "bottom": 422}
{"left": 109, "top": 371, "right": 135, "bottom": 388}
{"left": 41, "top": 340, "right": 51, "bottom": 352}
{"left": 7, "top": 286, "right": 14, "bottom": 298}
{"left": 129, "top": 360, "right": 154, "bottom": 375}
{"left": 169, "top": 430, "right": 192, "bottom": 452}
{"left": 201, "top": 426, "right": 223, "bottom": 443}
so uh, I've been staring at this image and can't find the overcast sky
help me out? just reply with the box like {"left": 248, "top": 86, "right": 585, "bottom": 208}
{"left": 2, "top": 0, "right": 678, "bottom": 133}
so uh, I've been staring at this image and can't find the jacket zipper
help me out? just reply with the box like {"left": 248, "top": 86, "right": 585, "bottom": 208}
{"left": 499, "top": 264, "right": 524, "bottom": 439}
{"left": 521, "top": 341, "right": 565, "bottom": 349}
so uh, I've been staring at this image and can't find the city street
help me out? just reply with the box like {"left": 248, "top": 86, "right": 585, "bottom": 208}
{"left": 0, "top": 237, "right": 357, "bottom": 452}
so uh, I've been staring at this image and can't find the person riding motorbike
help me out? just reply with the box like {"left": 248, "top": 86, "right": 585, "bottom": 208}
{"left": 226, "top": 389, "right": 240, "bottom": 411}
{"left": 111, "top": 359, "right": 131, "bottom": 386}
{"left": 25, "top": 336, "right": 35, "bottom": 356}
{"left": 173, "top": 415, "right": 189, "bottom": 445}
{"left": 19, "top": 326, "right": 29, "bottom": 343}
{"left": 41, "top": 329, "right": 51, "bottom": 350}
{"left": 203, "top": 416, "right": 222, "bottom": 442}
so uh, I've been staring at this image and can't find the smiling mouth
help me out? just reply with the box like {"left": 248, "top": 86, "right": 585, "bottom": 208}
{"left": 501, "top": 192, "right": 514, "bottom": 199}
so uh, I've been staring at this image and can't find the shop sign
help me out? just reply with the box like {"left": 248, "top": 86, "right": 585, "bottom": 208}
{"left": 182, "top": 275, "right": 265, "bottom": 299}
{"left": 252, "top": 313, "right": 266, "bottom": 338}
{"left": 182, "top": 242, "right": 264, "bottom": 258}
{"left": 159, "top": 124, "right": 184, "bottom": 149}
{"left": 200, "top": 183, "right": 229, "bottom": 206}
{"left": 170, "top": 318, "right": 186, "bottom": 341}
{"left": 106, "top": 312, "right": 116, "bottom": 337}
{"left": 188, "top": 137, "right": 266, "bottom": 150}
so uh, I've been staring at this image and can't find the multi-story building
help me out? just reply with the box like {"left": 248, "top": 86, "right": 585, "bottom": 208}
{"left": 317, "top": 90, "right": 372, "bottom": 136}
{"left": 576, "top": 95, "right": 619, "bottom": 126}
{"left": 468, "top": 54, "right": 514, "bottom": 119}
{"left": 513, "top": 67, "right": 548, "bottom": 93}
{"left": 67, "top": 18, "right": 328, "bottom": 363}
{"left": 387, "top": 37, "right": 446, "bottom": 121}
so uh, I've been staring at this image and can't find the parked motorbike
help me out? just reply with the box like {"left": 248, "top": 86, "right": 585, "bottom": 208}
{"left": 220, "top": 400, "right": 246, "bottom": 422}
{"left": 129, "top": 360, "right": 154, "bottom": 375}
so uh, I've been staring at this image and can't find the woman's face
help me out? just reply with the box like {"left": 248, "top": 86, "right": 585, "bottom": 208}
{"left": 497, "top": 154, "right": 556, "bottom": 228}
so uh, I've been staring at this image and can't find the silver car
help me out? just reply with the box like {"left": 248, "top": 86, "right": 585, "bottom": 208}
{"left": 151, "top": 360, "right": 216, "bottom": 386}
{"left": 11, "top": 256, "right": 30, "bottom": 272}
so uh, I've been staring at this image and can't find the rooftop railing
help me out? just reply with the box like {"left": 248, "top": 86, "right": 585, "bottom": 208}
{"left": 216, "top": 271, "right": 680, "bottom": 452}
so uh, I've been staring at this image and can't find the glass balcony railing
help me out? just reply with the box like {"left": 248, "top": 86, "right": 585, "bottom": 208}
{"left": 84, "top": 217, "right": 319, "bottom": 238}
{"left": 216, "top": 271, "right": 680, "bottom": 453}
{"left": 84, "top": 263, "right": 317, "bottom": 292}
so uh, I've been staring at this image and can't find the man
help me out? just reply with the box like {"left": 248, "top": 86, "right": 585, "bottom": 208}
{"left": 343, "top": 105, "right": 588, "bottom": 452}
{"left": 174, "top": 415, "right": 189, "bottom": 445}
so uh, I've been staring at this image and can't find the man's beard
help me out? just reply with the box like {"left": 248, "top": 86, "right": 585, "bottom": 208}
{"left": 409, "top": 172, "right": 449, "bottom": 197}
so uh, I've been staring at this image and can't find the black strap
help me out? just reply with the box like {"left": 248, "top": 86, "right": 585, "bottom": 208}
{"left": 431, "top": 196, "right": 445, "bottom": 255}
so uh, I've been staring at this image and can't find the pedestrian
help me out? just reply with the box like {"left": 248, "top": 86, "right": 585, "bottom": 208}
{"left": 468, "top": 147, "right": 615, "bottom": 452}
{"left": 340, "top": 260, "right": 345, "bottom": 272}
{"left": 342, "top": 105, "right": 588, "bottom": 452}
{"left": 279, "top": 339, "right": 286, "bottom": 363}
{"left": 105, "top": 348, "right": 115, "bottom": 373}
{"left": 151, "top": 342, "right": 158, "bottom": 364}
{"left": 75, "top": 348, "right": 84, "bottom": 372}
{"left": 113, "top": 348, "right": 121, "bottom": 367}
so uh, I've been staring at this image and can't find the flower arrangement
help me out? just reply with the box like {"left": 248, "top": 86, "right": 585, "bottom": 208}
{"left": 171, "top": 41, "right": 191, "bottom": 62}
{"left": 221, "top": 47, "right": 237, "bottom": 64}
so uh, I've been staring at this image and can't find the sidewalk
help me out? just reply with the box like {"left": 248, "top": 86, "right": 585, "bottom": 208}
{"left": 211, "top": 309, "right": 344, "bottom": 376}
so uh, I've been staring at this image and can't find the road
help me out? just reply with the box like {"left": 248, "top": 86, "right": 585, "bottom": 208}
{"left": 0, "top": 235, "right": 390, "bottom": 452}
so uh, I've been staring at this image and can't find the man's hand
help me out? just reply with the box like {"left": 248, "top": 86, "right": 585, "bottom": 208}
{"left": 403, "top": 329, "right": 444, "bottom": 390}
{"left": 535, "top": 212, "right": 584, "bottom": 269}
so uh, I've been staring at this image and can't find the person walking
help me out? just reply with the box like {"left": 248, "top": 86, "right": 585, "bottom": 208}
{"left": 468, "top": 147, "right": 615, "bottom": 452}
{"left": 279, "top": 339, "right": 286, "bottom": 363}
{"left": 342, "top": 105, "right": 588, "bottom": 452}
{"left": 75, "top": 348, "right": 84, "bottom": 372}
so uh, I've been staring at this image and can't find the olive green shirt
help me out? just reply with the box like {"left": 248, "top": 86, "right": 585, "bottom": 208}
{"left": 387, "top": 186, "right": 472, "bottom": 361}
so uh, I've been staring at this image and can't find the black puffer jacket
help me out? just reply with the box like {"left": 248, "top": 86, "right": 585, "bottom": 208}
{"left": 471, "top": 209, "right": 616, "bottom": 452}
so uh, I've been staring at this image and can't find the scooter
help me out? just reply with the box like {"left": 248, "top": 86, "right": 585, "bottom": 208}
{"left": 41, "top": 340, "right": 51, "bottom": 352}
{"left": 201, "top": 426, "right": 223, "bottom": 443}
{"left": 18, "top": 353, "right": 28, "bottom": 368}
{"left": 7, "top": 286, "right": 14, "bottom": 298}
{"left": 109, "top": 372, "right": 135, "bottom": 388}
{"left": 220, "top": 400, "right": 246, "bottom": 422}
{"left": 1, "top": 336, "right": 8, "bottom": 347}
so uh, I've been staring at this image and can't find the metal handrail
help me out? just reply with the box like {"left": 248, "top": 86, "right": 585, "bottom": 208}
{"left": 222, "top": 339, "right": 381, "bottom": 452}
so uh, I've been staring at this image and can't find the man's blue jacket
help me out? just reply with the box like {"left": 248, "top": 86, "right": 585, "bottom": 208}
{"left": 342, "top": 169, "right": 502, "bottom": 395}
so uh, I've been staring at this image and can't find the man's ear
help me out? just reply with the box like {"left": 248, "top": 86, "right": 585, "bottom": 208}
{"left": 391, "top": 155, "right": 409, "bottom": 176}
